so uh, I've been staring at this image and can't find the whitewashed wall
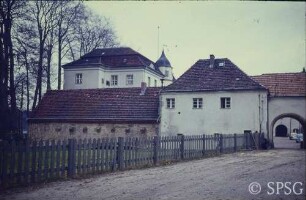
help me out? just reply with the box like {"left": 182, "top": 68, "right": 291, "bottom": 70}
{"left": 268, "top": 97, "right": 306, "bottom": 137}
{"left": 160, "top": 90, "right": 268, "bottom": 136}
{"left": 64, "top": 67, "right": 165, "bottom": 89}
{"left": 274, "top": 118, "right": 301, "bottom": 136}
{"left": 64, "top": 68, "right": 100, "bottom": 89}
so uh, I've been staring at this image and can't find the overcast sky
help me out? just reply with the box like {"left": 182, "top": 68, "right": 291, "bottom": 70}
{"left": 85, "top": 1, "right": 305, "bottom": 78}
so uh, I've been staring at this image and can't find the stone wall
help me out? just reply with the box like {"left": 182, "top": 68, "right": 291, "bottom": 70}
{"left": 28, "top": 122, "right": 159, "bottom": 140}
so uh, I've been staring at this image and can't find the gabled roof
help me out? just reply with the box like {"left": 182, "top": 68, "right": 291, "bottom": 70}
{"left": 163, "top": 58, "right": 266, "bottom": 92}
{"left": 30, "top": 88, "right": 161, "bottom": 123}
{"left": 251, "top": 72, "right": 306, "bottom": 97}
{"left": 155, "top": 50, "right": 171, "bottom": 68}
{"left": 62, "top": 47, "right": 164, "bottom": 77}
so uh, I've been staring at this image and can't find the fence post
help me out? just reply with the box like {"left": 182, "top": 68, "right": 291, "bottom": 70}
{"left": 202, "top": 134, "right": 206, "bottom": 157}
{"left": 1, "top": 141, "right": 8, "bottom": 188}
{"left": 117, "top": 137, "right": 124, "bottom": 170}
{"left": 244, "top": 132, "right": 248, "bottom": 149}
{"left": 180, "top": 135, "right": 185, "bottom": 160}
{"left": 153, "top": 136, "right": 159, "bottom": 165}
{"left": 219, "top": 134, "right": 223, "bottom": 153}
{"left": 234, "top": 134, "right": 237, "bottom": 152}
{"left": 68, "top": 139, "right": 76, "bottom": 178}
{"left": 258, "top": 133, "right": 263, "bottom": 149}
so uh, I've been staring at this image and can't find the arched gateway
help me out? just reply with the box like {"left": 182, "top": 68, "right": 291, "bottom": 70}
{"left": 270, "top": 113, "right": 306, "bottom": 149}
{"left": 252, "top": 72, "right": 306, "bottom": 149}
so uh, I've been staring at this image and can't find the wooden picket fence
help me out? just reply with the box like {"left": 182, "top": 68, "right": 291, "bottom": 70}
{"left": 0, "top": 133, "right": 262, "bottom": 189}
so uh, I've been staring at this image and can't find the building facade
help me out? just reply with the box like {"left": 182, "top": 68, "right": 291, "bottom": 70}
{"left": 160, "top": 55, "right": 268, "bottom": 136}
{"left": 63, "top": 47, "right": 173, "bottom": 90}
{"left": 29, "top": 87, "right": 160, "bottom": 140}
{"left": 252, "top": 72, "right": 306, "bottom": 141}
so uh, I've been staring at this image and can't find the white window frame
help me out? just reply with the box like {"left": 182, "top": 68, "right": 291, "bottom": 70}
{"left": 165, "top": 70, "right": 169, "bottom": 77}
{"left": 154, "top": 79, "right": 157, "bottom": 87}
{"left": 166, "top": 98, "right": 175, "bottom": 109}
{"left": 148, "top": 77, "right": 151, "bottom": 87}
{"left": 193, "top": 98, "right": 203, "bottom": 109}
{"left": 221, "top": 97, "right": 231, "bottom": 109}
{"left": 126, "top": 74, "right": 133, "bottom": 85}
{"left": 111, "top": 75, "right": 118, "bottom": 86}
{"left": 75, "top": 73, "right": 82, "bottom": 84}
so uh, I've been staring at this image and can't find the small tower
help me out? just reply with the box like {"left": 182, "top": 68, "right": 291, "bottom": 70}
{"left": 155, "top": 50, "right": 174, "bottom": 86}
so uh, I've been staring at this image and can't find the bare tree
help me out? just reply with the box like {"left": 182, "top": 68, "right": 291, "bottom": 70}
{"left": 14, "top": 25, "right": 37, "bottom": 114}
{"left": 29, "top": 1, "right": 60, "bottom": 109}
{"left": 67, "top": 6, "right": 118, "bottom": 61}
{"left": 0, "top": 0, "right": 25, "bottom": 133}
{"left": 1, "top": 1, "right": 119, "bottom": 134}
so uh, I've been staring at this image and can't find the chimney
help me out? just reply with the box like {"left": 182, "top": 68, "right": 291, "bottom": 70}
{"left": 140, "top": 82, "right": 147, "bottom": 95}
{"left": 209, "top": 54, "right": 215, "bottom": 68}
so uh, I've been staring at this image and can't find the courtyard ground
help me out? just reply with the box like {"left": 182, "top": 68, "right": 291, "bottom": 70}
{"left": 1, "top": 139, "right": 305, "bottom": 200}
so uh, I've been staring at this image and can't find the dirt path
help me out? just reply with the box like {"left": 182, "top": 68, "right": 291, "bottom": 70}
{"left": 1, "top": 149, "right": 305, "bottom": 200}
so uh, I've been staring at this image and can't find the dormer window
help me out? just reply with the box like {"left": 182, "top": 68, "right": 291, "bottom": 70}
{"left": 218, "top": 62, "right": 225, "bottom": 67}
{"left": 75, "top": 73, "right": 82, "bottom": 84}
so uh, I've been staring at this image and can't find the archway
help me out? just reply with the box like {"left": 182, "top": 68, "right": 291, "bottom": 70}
{"left": 270, "top": 113, "right": 306, "bottom": 149}
{"left": 275, "top": 125, "right": 288, "bottom": 137}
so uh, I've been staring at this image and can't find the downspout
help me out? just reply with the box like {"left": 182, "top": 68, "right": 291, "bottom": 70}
{"left": 258, "top": 94, "right": 261, "bottom": 134}
{"left": 157, "top": 88, "right": 163, "bottom": 136}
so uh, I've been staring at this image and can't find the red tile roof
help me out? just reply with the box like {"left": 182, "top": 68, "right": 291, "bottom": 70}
{"left": 163, "top": 58, "right": 266, "bottom": 92}
{"left": 30, "top": 88, "right": 161, "bottom": 123}
{"left": 251, "top": 73, "right": 306, "bottom": 97}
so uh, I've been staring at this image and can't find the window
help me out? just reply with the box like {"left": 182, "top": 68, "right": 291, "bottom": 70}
{"left": 221, "top": 97, "right": 231, "bottom": 109}
{"left": 166, "top": 98, "right": 175, "bottom": 109}
{"left": 148, "top": 77, "right": 151, "bottom": 87}
{"left": 154, "top": 80, "right": 157, "bottom": 87}
{"left": 111, "top": 75, "right": 118, "bottom": 86}
{"left": 101, "top": 78, "right": 104, "bottom": 84}
{"left": 193, "top": 98, "right": 203, "bottom": 109}
{"left": 165, "top": 70, "right": 169, "bottom": 77}
{"left": 75, "top": 73, "right": 82, "bottom": 84}
{"left": 126, "top": 74, "right": 133, "bottom": 85}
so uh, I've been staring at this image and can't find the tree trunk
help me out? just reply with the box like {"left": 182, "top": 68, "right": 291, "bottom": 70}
{"left": 26, "top": 59, "right": 29, "bottom": 114}
{"left": 20, "top": 80, "right": 24, "bottom": 110}
{"left": 46, "top": 44, "right": 52, "bottom": 90}
{"left": 57, "top": 31, "right": 62, "bottom": 90}
{"left": 32, "top": 33, "right": 44, "bottom": 110}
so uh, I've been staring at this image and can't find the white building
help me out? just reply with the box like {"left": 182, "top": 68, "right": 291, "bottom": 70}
{"left": 62, "top": 47, "right": 174, "bottom": 89}
{"left": 160, "top": 55, "right": 269, "bottom": 136}
{"left": 252, "top": 73, "right": 306, "bottom": 142}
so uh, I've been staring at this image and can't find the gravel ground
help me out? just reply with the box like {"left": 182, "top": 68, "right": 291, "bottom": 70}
{"left": 1, "top": 147, "right": 305, "bottom": 200}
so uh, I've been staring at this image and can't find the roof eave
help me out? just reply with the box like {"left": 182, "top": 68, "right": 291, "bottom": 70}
{"left": 161, "top": 88, "right": 268, "bottom": 93}
{"left": 28, "top": 118, "right": 159, "bottom": 124}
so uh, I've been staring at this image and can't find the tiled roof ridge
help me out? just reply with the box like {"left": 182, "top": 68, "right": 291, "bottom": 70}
{"left": 82, "top": 48, "right": 138, "bottom": 58}
{"left": 252, "top": 72, "right": 306, "bottom": 76}
{"left": 163, "top": 57, "right": 266, "bottom": 92}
